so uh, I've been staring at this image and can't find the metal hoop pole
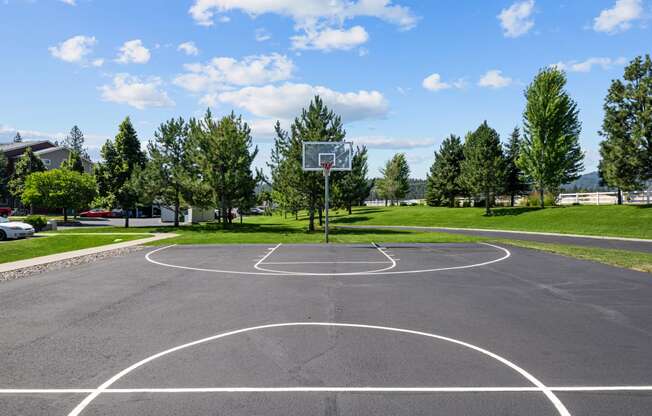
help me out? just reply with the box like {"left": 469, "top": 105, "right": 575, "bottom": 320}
{"left": 324, "top": 167, "right": 330, "bottom": 243}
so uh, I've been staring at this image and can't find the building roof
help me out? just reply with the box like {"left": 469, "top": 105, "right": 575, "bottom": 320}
{"left": 33, "top": 146, "right": 93, "bottom": 163}
{"left": 0, "top": 140, "right": 53, "bottom": 152}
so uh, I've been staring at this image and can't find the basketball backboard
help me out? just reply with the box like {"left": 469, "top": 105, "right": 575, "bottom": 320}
{"left": 302, "top": 141, "right": 353, "bottom": 172}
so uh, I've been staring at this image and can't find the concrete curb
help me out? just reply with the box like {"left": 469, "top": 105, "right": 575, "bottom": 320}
{"left": 335, "top": 225, "right": 652, "bottom": 243}
{"left": 0, "top": 233, "right": 177, "bottom": 273}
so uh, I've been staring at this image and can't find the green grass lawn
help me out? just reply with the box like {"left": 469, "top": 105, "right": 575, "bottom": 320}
{"left": 501, "top": 239, "right": 652, "bottom": 274}
{"left": 331, "top": 205, "right": 652, "bottom": 239}
{"left": 0, "top": 234, "right": 147, "bottom": 264}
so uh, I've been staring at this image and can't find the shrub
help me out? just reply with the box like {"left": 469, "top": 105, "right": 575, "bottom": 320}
{"left": 23, "top": 215, "right": 48, "bottom": 231}
{"left": 520, "top": 191, "right": 557, "bottom": 207}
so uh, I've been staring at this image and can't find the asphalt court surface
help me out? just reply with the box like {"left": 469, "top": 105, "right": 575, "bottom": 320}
{"left": 1, "top": 242, "right": 651, "bottom": 415}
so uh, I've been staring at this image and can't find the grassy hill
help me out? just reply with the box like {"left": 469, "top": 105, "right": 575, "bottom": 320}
{"left": 331, "top": 205, "right": 652, "bottom": 239}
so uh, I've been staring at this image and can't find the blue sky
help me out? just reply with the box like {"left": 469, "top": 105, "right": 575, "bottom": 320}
{"left": 0, "top": 0, "right": 650, "bottom": 178}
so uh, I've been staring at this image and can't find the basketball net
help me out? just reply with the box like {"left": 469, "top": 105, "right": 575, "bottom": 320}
{"left": 321, "top": 161, "right": 334, "bottom": 177}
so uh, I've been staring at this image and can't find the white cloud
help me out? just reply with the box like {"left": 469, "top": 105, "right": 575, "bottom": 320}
{"left": 99, "top": 74, "right": 174, "bottom": 109}
{"left": 255, "top": 28, "right": 271, "bottom": 42}
{"left": 352, "top": 136, "right": 436, "bottom": 149}
{"left": 60, "top": 0, "right": 76, "bottom": 5}
{"left": 48, "top": 35, "right": 96, "bottom": 63}
{"left": 291, "top": 25, "right": 369, "bottom": 51}
{"left": 478, "top": 70, "right": 512, "bottom": 89}
{"left": 91, "top": 58, "right": 104, "bottom": 67}
{"left": 422, "top": 73, "right": 466, "bottom": 92}
{"left": 422, "top": 73, "right": 450, "bottom": 91}
{"left": 498, "top": 0, "right": 535, "bottom": 38}
{"left": 188, "top": 0, "right": 418, "bottom": 29}
{"left": 553, "top": 57, "right": 628, "bottom": 73}
{"left": 216, "top": 82, "right": 388, "bottom": 123}
{"left": 174, "top": 53, "right": 295, "bottom": 93}
{"left": 593, "top": 0, "right": 644, "bottom": 33}
{"left": 177, "top": 41, "right": 200, "bottom": 56}
{"left": 188, "top": 0, "right": 416, "bottom": 54}
{"left": 116, "top": 39, "right": 151, "bottom": 64}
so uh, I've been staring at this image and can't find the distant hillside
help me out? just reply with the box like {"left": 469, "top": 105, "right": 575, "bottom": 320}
{"left": 561, "top": 171, "right": 611, "bottom": 192}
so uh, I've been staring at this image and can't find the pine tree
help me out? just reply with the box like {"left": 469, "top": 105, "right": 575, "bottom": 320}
{"left": 13, "top": 132, "right": 22, "bottom": 143}
{"left": 63, "top": 125, "right": 89, "bottom": 158}
{"left": 189, "top": 111, "right": 259, "bottom": 225}
{"left": 460, "top": 122, "right": 505, "bottom": 215}
{"left": 336, "top": 146, "right": 373, "bottom": 214}
{"left": 144, "top": 118, "right": 193, "bottom": 227}
{"left": 62, "top": 151, "right": 85, "bottom": 174}
{"left": 94, "top": 117, "right": 146, "bottom": 227}
{"left": 270, "top": 96, "right": 346, "bottom": 231}
{"left": 518, "top": 68, "right": 584, "bottom": 207}
{"left": 599, "top": 55, "right": 652, "bottom": 198}
{"left": 599, "top": 79, "right": 642, "bottom": 204}
{"left": 8, "top": 147, "right": 45, "bottom": 212}
{"left": 268, "top": 122, "right": 304, "bottom": 219}
{"left": 0, "top": 151, "right": 8, "bottom": 202}
{"left": 503, "top": 127, "right": 529, "bottom": 206}
{"left": 426, "top": 134, "right": 465, "bottom": 207}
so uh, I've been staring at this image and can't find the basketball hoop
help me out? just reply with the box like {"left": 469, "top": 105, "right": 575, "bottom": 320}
{"left": 320, "top": 161, "right": 334, "bottom": 177}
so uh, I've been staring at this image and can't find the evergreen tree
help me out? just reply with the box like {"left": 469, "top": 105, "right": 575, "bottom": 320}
{"left": 13, "top": 132, "right": 22, "bottom": 143}
{"left": 270, "top": 96, "right": 346, "bottom": 231}
{"left": 377, "top": 153, "right": 410, "bottom": 205}
{"left": 599, "top": 55, "right": 652, "bottom": 198}
{"left": 336, "top": 146, "right": 373, "bottom": 214}
{"left": 599, "top": 78, "right": 642, "bottom": 204}
{"left": 94, "top": 117, "right": 146, "bottom": 227}
{"left": 189, "top": 110, "right": 259, "bottom": 225}
{"left": 503, "top": 127, "right": 529, "bottom": 206}
{"left": 0, "top": 151, "right": 8, "bottom": 202}
{"left": 8, "top": 147, "right": 45, "bottom": 212}
{"left": 144, "top": 118, "right": 193, "bottom": 227}
{"left": 518, "top": 68, "right": 584, "bottom": 207}
{"left": 63, "top": 125, "right": 89, "bottom": 158}
{"left": 426, "top": 134, "right": 465, "bottom": 207}
{"left": 61, "top": 150, "right": 85, "bottom": 174}
{"left": 460, "top": 122, "right": 505, "bottom": 215}
{"left": 268, "top": 122, "right": 304, "bottom": 219}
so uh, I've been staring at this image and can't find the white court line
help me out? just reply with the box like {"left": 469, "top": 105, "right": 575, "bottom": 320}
{"left": 253, "top": 243, "right": 282, "bottom": 270}
{"left": 66, "top": 323, "right": 570, "bottom": 416}
{"left": 145, "top": 243, "right": 510, "bottom": 276}
{"left": 3, "top": 386, "right": 652, "bottom": 394}
{"left": 261, "top": 261, "right": 392, "bottom": 265}
{"left": 254, "top": 243, "right": 398, "bottom": 275}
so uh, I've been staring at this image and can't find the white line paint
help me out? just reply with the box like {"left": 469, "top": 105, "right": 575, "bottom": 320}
{"left": 145, "top": 243, "right": 511, "bottom": 276}
{"left": 262, "top": 261, "right": 392, "bottom": 265}
{"left": 66, "top": 322, "right": 570, "bottom": 416}
{"left": 3, "top": 386, "right": 652, "bottom": 394}
{"left": 253, "top": 244, "right": 282, "bottom": 270}
{"left": 254, "top": 243, "right": 398, "bottom": 275}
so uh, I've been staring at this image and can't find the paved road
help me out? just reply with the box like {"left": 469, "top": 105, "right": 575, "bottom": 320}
{"left": 337, "top": 225, "right": 652, "bottom": 253}
{"left": 1, "top": 243, "right": 651, "bottom": 415}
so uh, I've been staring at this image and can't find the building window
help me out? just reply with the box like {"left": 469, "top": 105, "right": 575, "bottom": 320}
{"left": 42, "top": 159, "right": 51, "bottom": 166}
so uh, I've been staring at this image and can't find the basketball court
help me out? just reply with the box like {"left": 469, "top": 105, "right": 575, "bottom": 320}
{"left": 1, "top": 241, "right": 652, "bottom": 415}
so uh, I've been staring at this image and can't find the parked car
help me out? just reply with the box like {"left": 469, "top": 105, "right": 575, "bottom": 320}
{"left": 0, "top": 207, "right": 12, "bottom": 217}
{"left": 0, "top": 216, "right": 35, "bottom": 241}
{"left": 79, "top": 209, "right": 113, "bottom": 218}
{"left": 110, "top": 209, "right": 124, "bottom": 218}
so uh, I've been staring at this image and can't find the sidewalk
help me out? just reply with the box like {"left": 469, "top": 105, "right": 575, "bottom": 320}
{"left": 0, "top": 233, "right": 176, "bottom": 273}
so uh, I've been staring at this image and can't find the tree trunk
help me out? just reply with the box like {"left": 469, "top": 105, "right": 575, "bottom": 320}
{"left": 539, "top": 188, "right": 545, "bottom": 208}
{"left": 617, "top": 188, "right": 623, "bottom": 205}
{"left": 485, "top": 189, "right": 491, "bottom": 215}
{"left": 308, "top": 205, "right": 315, "bottom": 231}
{"left": 174, "top": 189, "right": 180, "bottom": 227}
{"left": 240, "top": 211, "right": 243, "bottom": 224}
{"left": 510, "top": 193, "right": 515, "bottom": 207}
{"left": 63, "top": 208, "right": 68, "bottom": 223}
{"left": 221, "top": 194, "right": 227, "bottom": 226}
{"left": 125, "top": 209, "right": 130, "bottom": 228}
{"left": 384, "top": 199, "right": 388, "bottom": 207}
{"left": 348, "top": 203, "right": 352, "bottom": 215}
{"left": 318, "top": 206, "right": 323, "bottom": 226}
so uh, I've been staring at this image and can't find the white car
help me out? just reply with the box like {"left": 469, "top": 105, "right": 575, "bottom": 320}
{"left": 0, "top": 217, "right": 35, "bottom": 241}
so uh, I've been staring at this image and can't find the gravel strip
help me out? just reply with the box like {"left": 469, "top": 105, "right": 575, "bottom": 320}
{"left": 0, "top": 246, "right": 145, "bottom": 283}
